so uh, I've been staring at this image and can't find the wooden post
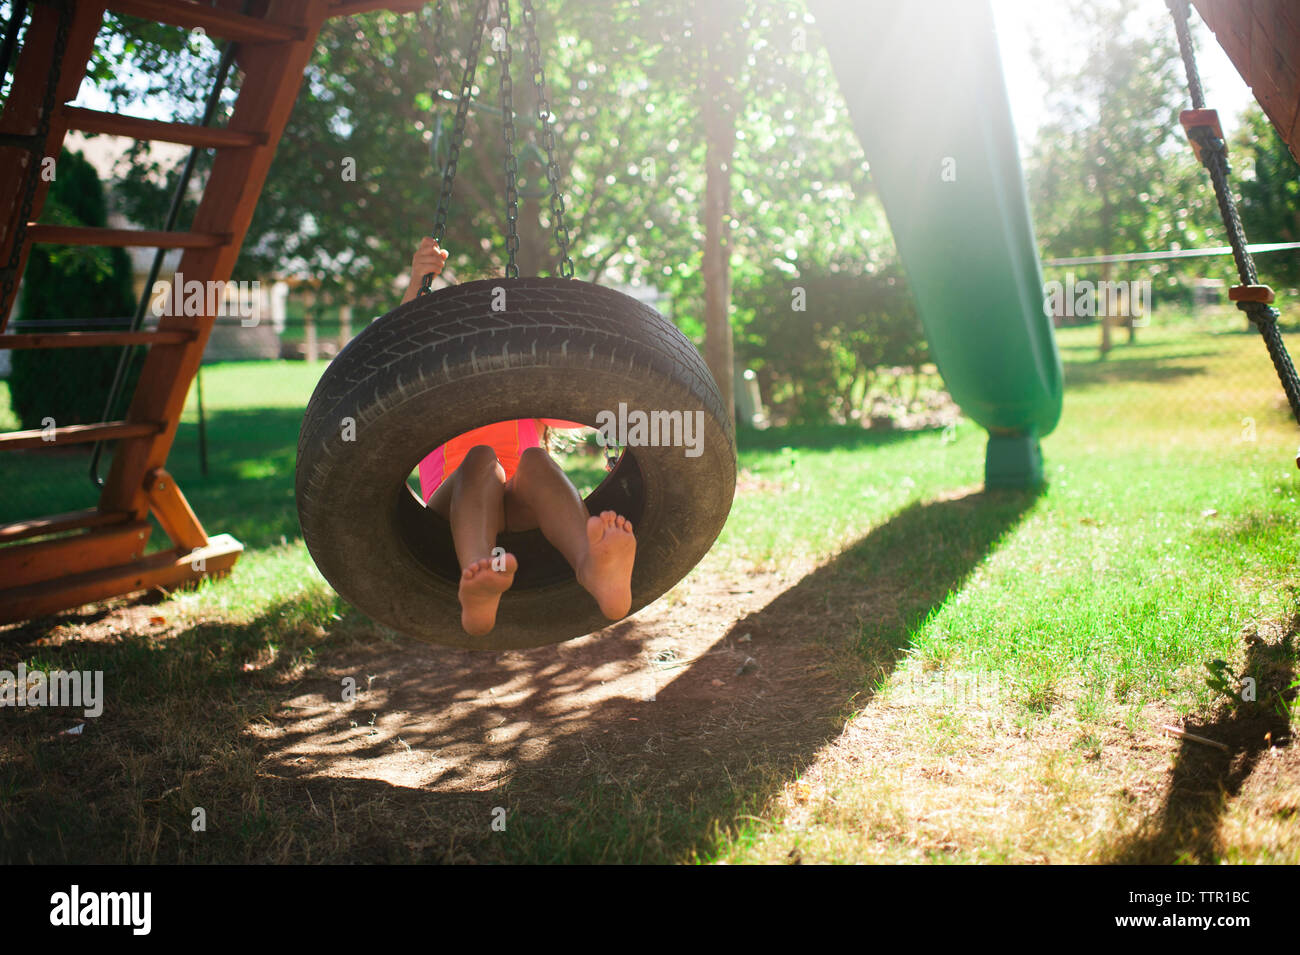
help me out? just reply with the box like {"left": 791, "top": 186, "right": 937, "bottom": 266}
{"left": 339, "top": 303, "right": 352, "bottom": 349}
{"left": 305, "top": 306, "right": 317, "bottom": 362}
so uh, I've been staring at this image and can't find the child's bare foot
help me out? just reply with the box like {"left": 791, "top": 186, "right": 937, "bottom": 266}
{"left": 577, "top": 511, "right": 635, "bottom": 619}
{"left": 458, "top": 552, "right": 517, "bottom": 636}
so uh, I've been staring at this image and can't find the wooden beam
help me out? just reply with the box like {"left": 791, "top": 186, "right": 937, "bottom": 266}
{"left": 104, "top": 0, "right": 304, "bottom": 43}
{"left": 62, "top": 106, "right": 267, "bottom": 149}
{"left": 0, "top": 420, "right": 163, "bottom": 451}
{"left": 1193, "top": 0, "right": 1300, "bottom": 163}
{"left": 0, "top": 330, "right": 195, "bottom": 349}
{"left": 0, "top": 508, "right": 133, "bottom": 545}
{"left": 0, "top": 521, "right": 151, "bottom": 589}
{"left": 0, "top": 534, "right": 243, "bottom": 624}
{"left": 144, "top": 468, "right": 209, "bottom": 551}
{"left": 25, "top": 225, "right": 229, "bottom": 248}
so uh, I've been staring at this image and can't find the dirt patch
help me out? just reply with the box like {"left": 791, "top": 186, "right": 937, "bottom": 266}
{"left": 249, "top": 553, "right": 867, "bottom": 802}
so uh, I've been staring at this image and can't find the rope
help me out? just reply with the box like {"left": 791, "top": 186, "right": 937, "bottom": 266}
{"left": 1166, "top": 0, "right": 1300, "bottom": 427}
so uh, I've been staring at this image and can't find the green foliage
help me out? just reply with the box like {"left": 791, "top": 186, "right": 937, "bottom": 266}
{"left": 735, "top": 263, "right": 927, "bottom": 424}
{"left": 7, "top": 149, "right": 141, "bottom": 430}
{"left": 1026, "top": 0, "right": 1219, "bottom": 285}
{"left": 1234, "top": 105, "right": 1300, "bottom": 290}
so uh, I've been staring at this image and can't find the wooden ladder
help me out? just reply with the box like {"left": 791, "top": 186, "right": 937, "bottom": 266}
{"left": 0, "top": 0, "right": 351, "bottom": 623}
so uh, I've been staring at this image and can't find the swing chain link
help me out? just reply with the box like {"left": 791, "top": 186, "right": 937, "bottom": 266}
{"left": 520, "top": 0, "right": 575, "bottom": 278}
{"left": 498, "top": 0, "right": 521, "bottom": 279}
{"left": 0, "top": 0, "right": 71, "bottom": 322}
{"left": 425, "top": 0, "right": 492, "bottom": 295}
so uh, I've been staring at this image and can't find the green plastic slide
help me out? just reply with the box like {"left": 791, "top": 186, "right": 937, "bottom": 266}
{"left": 807, "top": 0, "right": 1063, "bottom": 486}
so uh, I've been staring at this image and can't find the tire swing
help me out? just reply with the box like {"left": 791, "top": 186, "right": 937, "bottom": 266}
{"left": 296, "top": 0, "right": 736, "bottom": 651}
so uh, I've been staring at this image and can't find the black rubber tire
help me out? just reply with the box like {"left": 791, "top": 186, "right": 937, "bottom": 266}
{"left": 296, "top": 277, "right": 736, "bottom": 650}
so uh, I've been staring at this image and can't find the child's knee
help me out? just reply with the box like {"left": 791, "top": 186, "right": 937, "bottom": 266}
{"left": 515, "top": 445, "right": 556, "bottom": 479}
{"left": 460, "top": 444, "right": 501, "bottom": 472}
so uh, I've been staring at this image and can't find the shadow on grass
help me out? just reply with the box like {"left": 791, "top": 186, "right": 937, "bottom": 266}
{"left": 0, "top": 483, "right": 1041, "bottom": 863}
{"left": 1061, "top": 355, "right": 1212, "bottom": 391}
{"left": 736, "top": 422, "right": 946, "bottom": 454}
{"left": 1106, "top": 614, "right": 1297, "bottom": 864}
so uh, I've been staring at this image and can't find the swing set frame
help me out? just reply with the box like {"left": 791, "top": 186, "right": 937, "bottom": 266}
{"left": 0, "top": 0, "right": 1295, "bottom": 625}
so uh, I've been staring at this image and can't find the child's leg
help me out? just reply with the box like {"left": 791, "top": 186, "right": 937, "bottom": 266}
{"left": 427, "top": 445, "right": 518, "bottom": 636}
{"left": 505, "top": 446, "right": 635, "bottom": 619}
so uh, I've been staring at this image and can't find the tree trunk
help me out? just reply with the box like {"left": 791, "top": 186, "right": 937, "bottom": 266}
{"left": 519, "top": 194, "right": 549, "bottom": 278}
{"left": 699, "top": 0, "right": 739, "bottom": 432}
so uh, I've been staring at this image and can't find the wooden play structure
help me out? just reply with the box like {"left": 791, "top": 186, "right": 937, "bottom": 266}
{"left": 0, "top": 1, "right": 426, "bottom": 623}
{"left": 1, "top": 0, "right": 1298, "bottom": 626}
{"left": 1193, "top": 0, "right": 1300, "bottom": 163}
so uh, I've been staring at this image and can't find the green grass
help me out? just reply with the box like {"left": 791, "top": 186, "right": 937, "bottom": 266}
{"left": 1, "top": 308, "right": 1297, "bottom": 863}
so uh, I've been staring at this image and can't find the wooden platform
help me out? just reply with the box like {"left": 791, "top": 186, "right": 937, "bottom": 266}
{"left": 1194, "top": 0, "right": 1300, "bottom": 160}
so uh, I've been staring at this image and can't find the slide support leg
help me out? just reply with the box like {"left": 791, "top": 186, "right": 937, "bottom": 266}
{"left": 985, "top": 430, "right": 1044, "bottom": 489}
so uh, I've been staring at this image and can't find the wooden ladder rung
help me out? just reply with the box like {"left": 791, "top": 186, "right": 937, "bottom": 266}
{"left": 0, "top": 508, "right": 134, "bottom": 545}
{"left": 0, "top": 330, "right": 195, "bottom": 349}
{"left": 62, "top": 106, "right": 267, "bottom": 149}
{"left": 25, "top": 225, "right": 230, "bottom": 248}
{"left": 104, "top": 1, "right": 305, "bottom": 44}
{"left": 0, "top": 420, "right": 164, "bottom": 451}
{"left": 0, "top": 520, "right": 152, "bottom": 587}
{"left": 0, "top": 534, "right": 243, "bottom": 625}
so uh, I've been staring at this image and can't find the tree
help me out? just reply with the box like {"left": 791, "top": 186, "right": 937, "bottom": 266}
{"left": 1026, "top": 0, "right": 1217, "bottom": 354}
{"left": 698, "top": 0, "right": 742, "bottom": 429}
{"left": 1233, "top": 105, "right": 1300, "bottom": 291}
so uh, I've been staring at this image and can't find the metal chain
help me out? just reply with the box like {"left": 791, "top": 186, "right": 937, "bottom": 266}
{"left": 0, "top": 0, "right": 71, "bottom": 327}
{"left": 425, "top": 0, "right": 492, "bottom": 295}
{"left": 498, "top": 0, "right": 520, "bottom": 278}
{"left": 519, "top": 0, "right": 574, "bottom": 278}
{"left": 1166, "top": 0, "right": 1300, "bottom": 427}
